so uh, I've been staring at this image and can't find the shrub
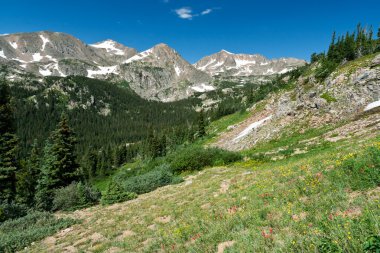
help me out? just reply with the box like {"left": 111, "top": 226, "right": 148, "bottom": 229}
{"left": 101, "top": 181, "right": 137, "bottom": 205}
{"left": 169, "top": 146, "right": 242, "bottom": 172}
{"left": 53, "top": 182, "right": 101, "bottom": 211}
{"left": 315, "top": 60, "right": 338, "bottom": 81}
{"left": 120, "top": 164, "right": 181, "bottom": 194}
{"left": 363, "top": 235, "right": 380, "bottom": 252}
{"left": 0, "top": 202, "right": 29, "bottom": 223}
{"left": 0, "top": 211, "right": 76, "bottom": 252}
{"left": 320, "top": 92, "right": 337, "bottom": 103}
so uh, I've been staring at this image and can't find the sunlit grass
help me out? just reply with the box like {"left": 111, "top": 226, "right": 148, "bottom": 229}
{"left": 24, "top": 134, "right": 380, "bottom": 252}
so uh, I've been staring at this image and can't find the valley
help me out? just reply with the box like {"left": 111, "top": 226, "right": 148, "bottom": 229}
{"left": 0, "top": 22, "right": 379, "bottom": 253}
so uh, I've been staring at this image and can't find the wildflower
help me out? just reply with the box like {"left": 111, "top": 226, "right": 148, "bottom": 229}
{"left": 261, "top": 227, "right": 274, "bottom": 239}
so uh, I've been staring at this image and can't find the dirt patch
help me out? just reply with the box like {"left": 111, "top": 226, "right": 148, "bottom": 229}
{"left": 217, "top": 241, "right": 235, "bottom": 253}
{"left": 220, "top": 180, "right": 230, "bottom": 193}
{"left": 335, "top": 207, "right": 362, "bottom": 218}
{"left": 116, "top": 230, "right": 136, "bottom": 241}
{"left": 106, "top": 247, "right": 123, "bottom": 253}
{"left": 43, "top": 236, "right": 56, "bottom": 246}
{"left": 64, "top": 245, "right": 78, "bottom": 253}
{"left": 155, "top": 215, "right": 171, "bottom": 224}
{"left": 148, "top": 224, "right": 157, "bottom": 230}
{"left": 90, "top": 232, "right": 105, "bottom": 243}
{"left": 367, "top": 187, "right": 380, "bottom": 200}
{"left": 201, "top": 203, "right": 211, "bottom": 209}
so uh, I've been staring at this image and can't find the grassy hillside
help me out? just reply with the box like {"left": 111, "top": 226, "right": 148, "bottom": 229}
{"left": 21, "top": 113, "right": 380, "bottom": 252}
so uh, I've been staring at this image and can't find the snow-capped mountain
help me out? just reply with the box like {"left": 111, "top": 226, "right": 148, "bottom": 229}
{"left": 0, "top": 31, "right": 211, "bottom": 101}
{"left": 194, "top": 50, "right": 306, "bottom": 77}
{"left": 0, "top": 31, "right": 306, "bottom": 102}
{"left": 0, "top": 31, "right": 136, "bottom": 77}
{"left": 119, "top": 43, "right": 212, "bottom": 101}
{"left": 90, "top": 39, "right": 137, "bottom": 63}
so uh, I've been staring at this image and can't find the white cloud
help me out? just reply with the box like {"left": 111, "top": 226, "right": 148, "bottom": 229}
{"left": 201, "top": 9, "right": 213, "bottom": 15}
{"left": 175, "top": 7, "right": 193, "bottom": 20}
{"left": 175, "top": 7, "right": 215, "bottom": 20}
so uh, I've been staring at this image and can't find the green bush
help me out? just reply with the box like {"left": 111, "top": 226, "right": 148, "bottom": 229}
{"left": 0, "top": 202, "right": 29, "bottom": 223}
{"left": 0, "top": 211, "right": 76, "bottom": 252}
{"left": 363, "top": 235, "right": 380, "bottom": 252}
{"left": 315, "top": 60, "right": 338, "bottom": 81}
{"left": 100, "top": 181, "right": 137, "bottom": 205}
{"left": 120, "top": 164, "right": 181, "bottom": 194}
{"left": 320, "top": 92, "right": 337, "bottom": 103}
{"left": 53, "top": 182, "right": 101, "bottom": 211}
{"left": 169, "top": 146, "right": 242, "bottom": 172}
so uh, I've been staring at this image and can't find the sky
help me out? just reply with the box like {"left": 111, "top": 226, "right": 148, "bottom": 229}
{"left": 0, "top": 0, "right": 379, "bottom": 63}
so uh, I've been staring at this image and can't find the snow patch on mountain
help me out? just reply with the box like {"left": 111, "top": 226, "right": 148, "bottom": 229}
{"left": 87, "top": 66, "right": 118, "bottom": 78}
{"left": 124, "top": 49, "right": 153, "bottom": 63}
{"left": 44, "top": 55, "right": 58, "bottom": 62}
{"left": 191, "top": 83, "right": 215, "bottom": 92}
{"left": 9, "top": 41, "right": 18, "bottom": 49}
{"left": 0, "top": 50, "right": 6, "bottom": 59}
{"left": 174, "top": 65, "right": 182, "bottom": 76}
{"left": 235, "top": 59, "right": 256, "bottom": 67}
{"left": 32, "top": 53, "right": 43, "bottom": 62}
{"left": 90, "top": 40, "right": 124, "bottom": 55}
{"left": 233, "top": 115, "right": 273, "bottom": 141}
{"left": 39, "top": 67, "right": 52, "bottom": 76}
{"left": 39, "top": 34, "right": 50, "bottom": 50}
{"left": 279, "top": 68, "right": 291, "bottom": 74}
{"left": 364, "top": 100, "right": 380, "bottom": 111}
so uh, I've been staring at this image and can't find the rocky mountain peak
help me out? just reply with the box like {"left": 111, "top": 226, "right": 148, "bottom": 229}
{"left": 194, "top": 50, "right": 306, "bottom": 77}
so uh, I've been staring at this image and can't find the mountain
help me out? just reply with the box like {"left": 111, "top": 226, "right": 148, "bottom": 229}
{"left": 0, "top": 31, "right": 132, "bottom": 76}
{"left": 0, "top": 31, "right": 213, "bottom": 102}
{"left": 118, "top": 43, "right": 212, "bottom": 101}
{"left": 0, "top": 31, "right": 306, "bottom": 102}
{"left": 194, "top": 50, "right": 306, "bottom": 77}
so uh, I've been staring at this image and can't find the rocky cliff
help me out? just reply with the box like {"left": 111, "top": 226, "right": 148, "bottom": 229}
{"left": 213, "top": 53, "right": 380, "bottom": 151}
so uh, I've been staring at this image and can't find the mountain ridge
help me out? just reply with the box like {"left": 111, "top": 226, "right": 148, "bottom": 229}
{"left": 0, "top": 31, "right": 305, "bottom": 101}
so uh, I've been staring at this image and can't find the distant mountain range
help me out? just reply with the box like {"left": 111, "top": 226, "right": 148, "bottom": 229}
{"left": 194, "top": 50, "right": 305, "bottom": 77}
{"left": 0, "top": 31, "right": 306, "bottom": 101}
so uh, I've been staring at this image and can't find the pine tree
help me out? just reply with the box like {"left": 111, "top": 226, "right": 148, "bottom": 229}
{"left": 35, "top": 141, "right": 56, "bottom": 210}
{"left": 50, "top": 114, "right": 79, "bottom": 185}
{"left": 83, "top": 149, "right": 98, "bottom": 179}
{"left": 16, "top": 140, "right": 40, "bottom": 206}
{"left": 376, "top": 27, "right": 380, "bottom": 52}
{"left": 0, "top": 81, "right": 19, "bottom": 203}
{"left": 35, "top": 115, "right": 79, "bottom": 210}
{"left": 197, "top": 110, "right": 206, "bottom": 138}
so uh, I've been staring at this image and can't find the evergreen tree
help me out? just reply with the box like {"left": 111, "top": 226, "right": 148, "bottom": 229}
{"left": 50, "top": 114, "right": 79, "bottom": 184}
{"left": 35, "top": 115, "right": 79, "bottom": 210}
{"left": 197, "top": 110, "right": 206, "bottom": 138}
{"left": 0, "top": 81, "right": 19, "bottom": 203}
{"left": 83, "top": 149, "right": 98, "bottom": 179}
{"left": 35, "top": 141, "right": 56, "bottom": 210}
{"left": 16, "top": 140, "right": 40, "bottom": 206}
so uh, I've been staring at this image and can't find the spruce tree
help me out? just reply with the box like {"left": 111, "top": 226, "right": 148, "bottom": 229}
{"left": 35, "top": 141, "right": 56, "bottom": 210}
{"left": 16, "top": 140, "right": 40, "bottom": 206}
{"left": 197, "top": 110, "right": 206, "bottom": 138}
{"left": 0, "top": 81, "right": 18, "bottom": 203}
{"left": 50, "top": 114, "right": 79, "bottom": 185}
{"left": 35, "top": 115, "right": 79, "bottom": 210}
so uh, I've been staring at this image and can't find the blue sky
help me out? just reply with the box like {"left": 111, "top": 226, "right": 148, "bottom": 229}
{"left": 1, "top": 0, "right": 379, "bottom": 63}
